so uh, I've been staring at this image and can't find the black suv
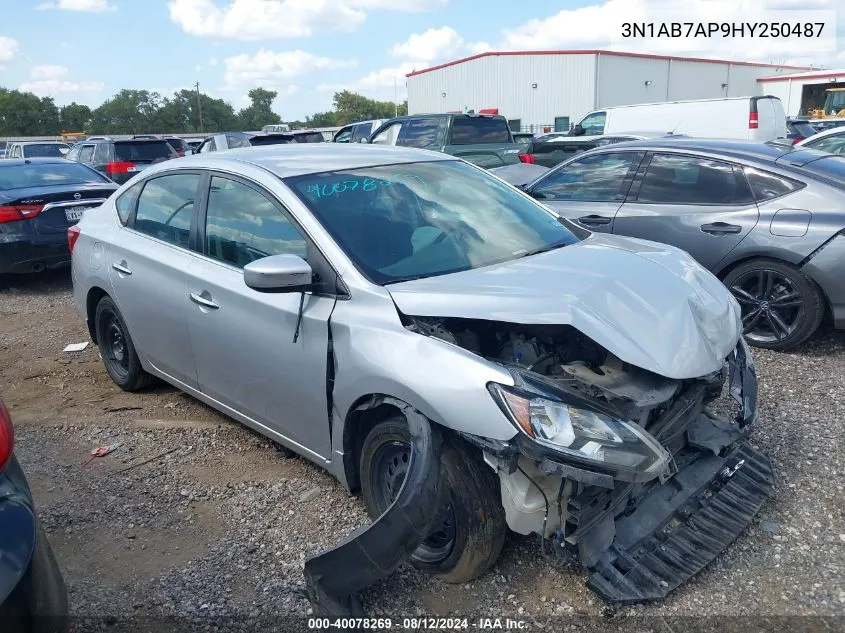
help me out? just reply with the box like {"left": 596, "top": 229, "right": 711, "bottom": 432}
{"left": 65, "top": 137, "right": 178, "bottom": 184}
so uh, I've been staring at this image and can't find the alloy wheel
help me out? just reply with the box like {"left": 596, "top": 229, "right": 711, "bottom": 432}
{"left": 729, "top": 268, "right": 805, "bottom": 344}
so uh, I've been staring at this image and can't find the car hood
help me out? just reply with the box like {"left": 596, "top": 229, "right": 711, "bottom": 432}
{"left": 386, "top": 233, "right": 742, "bottom": 380}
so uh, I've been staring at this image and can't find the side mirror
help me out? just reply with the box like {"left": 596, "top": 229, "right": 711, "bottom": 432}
{"left": 244, "top": 254, "right": 312, "bottom": 292}
{"left": 570, "top": 124, "right": 585, "bottom": 136}
{"left": 183, "top": 149, "right": 194, "bottom": 156}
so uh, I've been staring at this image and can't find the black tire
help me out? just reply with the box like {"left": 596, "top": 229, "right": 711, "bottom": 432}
{"left": 94, "top": 295, "right": 155, "bottom": 391}
{"left": 360, "top": 416, "right": 507, "bottom": 583}
{"left": 723, "top": 258, "right": 824, "bottom": 351}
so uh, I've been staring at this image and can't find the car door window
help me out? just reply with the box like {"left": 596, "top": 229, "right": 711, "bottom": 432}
{"left": 578, "top": 112, "right": 606, "bottom": 135}
{"left": 198, "top": 138, "right": 216, "bottom": 153}
{"left": 226, "top": 134, "right": 246, "bottom": 149}
{"left": 397, "top": 118, "right": 441, "bottom": 148}
{"left": 204, "top": 176, "right": 307, "bottom": 268}
{"left": 65, "top": 145, "right": 81, "bottom": 161}
{"left": 133, "top": 174, "right": 200, "bottom": 248}
{"left": 532, "top": 152, "right": 644, "bottom": 201}
{"left": 806, "top": 134, "right": 845, "bottom": 154}
{"left": 78, "top": 145, "right": 95, "bottom": 163}
{"left": 93, "top": 143, "right": 110, "bottom": 164}
{"left": 371, "top": 123, "right": 402, "bottom": 145}
{"left": 351, "top": 123, "right": 372, "bottom": 143}
{"left": 334, "top": 126, "right": 353, "bottom": 143}
{"left": 635, "top": 154, "right": 754, "bottom": 205}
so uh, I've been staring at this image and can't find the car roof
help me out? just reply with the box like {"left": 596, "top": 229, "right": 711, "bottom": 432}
{"left": 167, "top": 143, "right": 451, "bottom": 178}
{"left": 0, "top": 157, "right": 76, "bottom": 167}
{"left": 15, "top": 141, "right": 68, "bottom": 145}
{"left": 594, "top": 137, "right": 795, "bottom": 163}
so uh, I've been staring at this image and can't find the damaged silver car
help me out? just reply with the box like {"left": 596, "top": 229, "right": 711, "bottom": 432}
{"left": 70, "top": 144, "right": 773, "bottom": 612}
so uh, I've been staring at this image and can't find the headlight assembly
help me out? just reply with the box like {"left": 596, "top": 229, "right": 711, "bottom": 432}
{"left": 489, "top": 382, "right": 671, "bottom": 482}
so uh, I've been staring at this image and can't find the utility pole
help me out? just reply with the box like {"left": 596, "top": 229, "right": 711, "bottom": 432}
{"left": 394, "top": 76, "right": 398, "bottom": 117}
{"left": 195, "top": 81, "right": 204, "bottom": 132}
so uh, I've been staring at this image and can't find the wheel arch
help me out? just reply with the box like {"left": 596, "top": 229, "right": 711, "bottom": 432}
{"left": 85, "top": 286, "right": 110, "bottom": 344}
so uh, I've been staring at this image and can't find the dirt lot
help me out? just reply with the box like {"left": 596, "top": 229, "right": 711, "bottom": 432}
{"left": 2, "top": 271, "right": 844, "bottom": 632}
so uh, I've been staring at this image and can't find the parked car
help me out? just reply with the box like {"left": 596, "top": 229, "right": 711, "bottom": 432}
{"left": 785, "top": 118, "right": 817, "bottom": 144}
{"left": 518, "top": 132, "right": 686, "bottom": 168}
{"left": 71, "top": 144, "right": 772, "bottom": 607}
{"left": 262, "top": 123, "right": 290, "bottom": 133}
{"left": 5, "top": 142, "right": 71, "bottom": 159}
{"left": 807, "top": 118, "right": 845, "bottom": 132}
{"left": 0, "top": 141, "right": 7, "bottom": 159}
{"left": 571, "top": 96, "right": 787, "bottom": 141}
{"left": 513, "top": 138, "right": 845, "bottom": 350}
{"left": 287, "top": 130, "right": 326, "bottom": 143}
{"left": 0, "top": 398, "right": 68, "bottom": 632}
{"left": 796, "top": 126, "right": 845, "bottom": 155}
{"left": 185, "top": 138, "right": 204, "bottom": 152}
{"left": 0, "top": 158, "right": 117, "bottom": 278}
{"left": 163, "top": 136, "right": 190, "bottom": 157}
{"left": 333, "top": 119, "right": 386, "bottom": 143}
{"left": 131, "top": 134, "right": 159, "bottom": 140}
{"left": 194, "top": 131, "right": 299, "bottom": 153}
{"left": 368, "top": 113, "right": 522, "bottom": 168}
{"left": 65, "top": 138, "right": 177, "bottom": 185}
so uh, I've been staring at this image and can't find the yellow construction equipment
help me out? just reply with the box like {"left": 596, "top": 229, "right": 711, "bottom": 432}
{"left": 808, "top": 88, "right": 845, "bottom": 119}
{"left": 61, "top": 131, "right": 86, "bottom": 143}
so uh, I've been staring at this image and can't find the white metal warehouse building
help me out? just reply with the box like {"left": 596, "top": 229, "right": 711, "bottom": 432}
{"left": 756, "top": 69, "right": 845, "bottom": 117}
{"left": 406, "top": 50, "right": 809, "bottom": 133}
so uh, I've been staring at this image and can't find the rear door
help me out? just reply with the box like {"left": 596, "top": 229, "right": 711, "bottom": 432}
{"left": 614, "top": 152, "right": 759, "bottom": 269}
{"left": 752, "top": 97, "right": 785, "bottom": 141}
{"left": 107, "top": 172, "right": 202, "bottom": 387}
{"left": 443, "top": 116, "right": 521, "bottom": 167}
{"left": 526, "top": 150, "right": 645, "bottom": 232}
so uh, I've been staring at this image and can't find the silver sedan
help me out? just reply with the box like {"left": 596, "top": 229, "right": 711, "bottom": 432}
{"left": 70, "top": 144, "right": 772, "bottom": 606}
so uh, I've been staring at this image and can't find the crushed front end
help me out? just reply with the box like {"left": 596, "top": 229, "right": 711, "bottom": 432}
{"left": 409, "top": 316, "right": 774, "bottom": 604}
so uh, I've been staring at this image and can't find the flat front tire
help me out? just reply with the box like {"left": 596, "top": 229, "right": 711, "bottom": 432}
{"left": 360, "top": 416, "right": 507, "bottom": 583}
{"left": 94, "top": 296, "right": 154, "bottom": 391}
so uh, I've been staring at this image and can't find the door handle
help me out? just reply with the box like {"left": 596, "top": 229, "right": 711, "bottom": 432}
{"left": 189, "top": 292, "right": 219, "bottom": 309}
{"left": 577, "top": 214, "right": 612, "bottom": 226}
{"left": 701, "top": 222, "right": 742, "bottom": 235}
{"left": 111, "top": 262, "right": 132, "bottom": 275}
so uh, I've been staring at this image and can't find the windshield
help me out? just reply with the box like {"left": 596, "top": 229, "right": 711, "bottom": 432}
{"left": 0, "top": 161, "right": 111, "bottom": 190}
{"left": 287, "top": 160, "right": 579, "bottom": 284}
{"left": 22, "top": 143, "right": 69, "bottom": 158}
{"left": 114, "top": 141, "right": 175, "bottom": 162}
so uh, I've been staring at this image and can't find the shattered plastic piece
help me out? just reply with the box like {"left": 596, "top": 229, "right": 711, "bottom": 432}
{"left": 303, "top": 406, "right": 443, "bottom": 617}
{"left": 63, "top": 342, "right": 89, "bottom": 352}
{"left": 81, "top": 442, "right": 123, "bottom": 467}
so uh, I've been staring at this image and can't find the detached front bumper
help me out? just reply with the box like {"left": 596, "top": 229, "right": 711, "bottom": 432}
{"left": 507, "top": 339, "right": 774, "bottom": 604}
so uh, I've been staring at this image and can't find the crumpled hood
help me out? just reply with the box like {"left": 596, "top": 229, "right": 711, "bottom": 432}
{"left": 387, "top": 233, "right": 742, "bottom": 379}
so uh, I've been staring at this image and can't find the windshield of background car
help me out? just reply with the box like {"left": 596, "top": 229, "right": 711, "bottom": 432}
{"left": 22, "top": 143, "right": 68, "bottom": 158}
{"left": 287, "top": 160, "right": 579, "bottom": 284}
{"left": 0, "top": 161, "right": 111, "bottom": 189}
{"left": 449, "top": 117, "right": 511, "bottom": 145}
{"left": 114, "top": 141, "right": 174, "bottom": 162}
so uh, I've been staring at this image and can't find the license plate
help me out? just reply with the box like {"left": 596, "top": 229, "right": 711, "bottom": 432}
{"left": 65, "top": 206, "right": 90, "bottom": 222}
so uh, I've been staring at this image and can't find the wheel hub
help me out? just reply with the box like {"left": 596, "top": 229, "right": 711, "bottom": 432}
{"left": 729, "top": 268, "right": 804, "bottom": 344}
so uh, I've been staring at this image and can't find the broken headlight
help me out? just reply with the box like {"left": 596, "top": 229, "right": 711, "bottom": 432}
{"left": 488, "top": 382, "right": 671, "bottom": 482}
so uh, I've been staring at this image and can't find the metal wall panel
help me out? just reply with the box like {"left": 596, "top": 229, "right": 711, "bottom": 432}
{"left": 596, "top": 55, "right": 671, "bottom": 108}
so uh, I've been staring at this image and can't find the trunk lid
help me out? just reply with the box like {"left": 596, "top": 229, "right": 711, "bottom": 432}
{"left": 3, "top": 183, "right": 117, "bottom": 233}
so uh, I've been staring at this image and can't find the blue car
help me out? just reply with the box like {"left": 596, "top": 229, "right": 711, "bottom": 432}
{"left": 0, "top": 398, "right": 68, "bottom": 632}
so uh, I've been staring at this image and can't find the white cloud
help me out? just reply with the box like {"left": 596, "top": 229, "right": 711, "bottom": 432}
{"left": 223, "top": 49, "right": 356, "bottom": 88}
{"left": 467, "top": 41, "right": 492, "bottom": 55}
{"left": 0, "top": 36, "right": 19, "bottom": 63}
{"left": 37, "top": 0, "right": 115, "bottom": 12}
{"left": 390, "top": 26, "right": 465, "bottom": 63}
{"left": 19, "top": 79, "right": 105, "bottom": 97}
{"left": 30, "top": 65, "right": 70, "bottom": 80}
{"left": 168, "top": 0, "right": 447, "bottom": 41}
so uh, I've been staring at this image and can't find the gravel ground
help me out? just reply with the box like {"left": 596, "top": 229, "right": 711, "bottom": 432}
{"left": 1, "top": 271, "right": 843, "bottom": 632}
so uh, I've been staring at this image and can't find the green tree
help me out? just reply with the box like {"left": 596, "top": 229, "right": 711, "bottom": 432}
{"left": 59, "top": 102, "right": 92, "bottom": 131}
{"left": 304, "top": 111, "right": 340, "bottom": 127}
{"left": 88, "top": 89, "right": 163, "bottom": 134}
{"left": 237, "top": 88, "right": 282, "bottom": 130}
{"left": 0, "top": 88, "right": 61, "bottom": 135}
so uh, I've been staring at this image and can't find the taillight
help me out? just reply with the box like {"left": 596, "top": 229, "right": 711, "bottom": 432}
{"left": 177, "top": 151, "right": 185, "bottom": 157}
{"left": 0, "top": 204, "right": 44, "bottom": 223}
{"left": 749, "top": 112, "right": 759, "bottom": 129}
{"left": 0, "top": 399, "right": 14, "bottom": 472}
{"left": 519, "top": 153, "right": 536, "bottom": 164}
{"left": 68, "top": 225, "right": 81, "bottom": 253}
{"left": 106, "top": 161, "right": 136, "bottom": 174}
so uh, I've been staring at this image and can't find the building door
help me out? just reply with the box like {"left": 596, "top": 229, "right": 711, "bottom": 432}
{"left": 554, "top": 116, "right": 570, "bottom": 132}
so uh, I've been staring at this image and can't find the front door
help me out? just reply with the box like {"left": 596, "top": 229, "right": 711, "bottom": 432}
{"left": 185, "top": 174, "right": 333, "bottom": 459}
{"left": 527, "top": 151, "right": 645, "bottom": 233}
{"left": 614, "top": 153, "right": 760, "bottom": 270}
{"left": 108, "top": 173, "right": 201, "bottom": 387}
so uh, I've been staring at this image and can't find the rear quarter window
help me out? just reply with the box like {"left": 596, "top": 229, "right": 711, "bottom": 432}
{"left": 115, "top": 181, "right": 143, "bottom": 225}
{"left": 449, "top": 117, "right": 511, "bottom": 145}
{"left": 114, "top": 141, "right": 174, "bottom": 163}
{"left": 743, "top": 166, "right": 805, "bottom": 202}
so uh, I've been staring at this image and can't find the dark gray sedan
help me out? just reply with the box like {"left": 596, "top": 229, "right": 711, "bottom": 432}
{"left": 513, "top": 138, "right": 845, "bottom": 350}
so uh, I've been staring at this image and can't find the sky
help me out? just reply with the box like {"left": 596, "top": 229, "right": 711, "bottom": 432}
{"left": 0, "top": 0, "right": 842, "bottom": 121}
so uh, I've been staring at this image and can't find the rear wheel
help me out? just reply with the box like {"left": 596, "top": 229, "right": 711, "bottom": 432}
{"left": 94, "top": 296, "right": 155, "bottom": 391}
{"left": 724, "top": 258, "right": 824, "bottom": 351}
{"left": 360, "top": 416, "right": 507, "bottom": 583}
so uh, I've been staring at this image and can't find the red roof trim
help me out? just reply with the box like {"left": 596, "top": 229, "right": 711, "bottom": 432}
{"left": 757, "top": 70, "right": 845, "bottom": 83}
{"left": 405, "top": 49, "right": 811, "bottom": 77}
